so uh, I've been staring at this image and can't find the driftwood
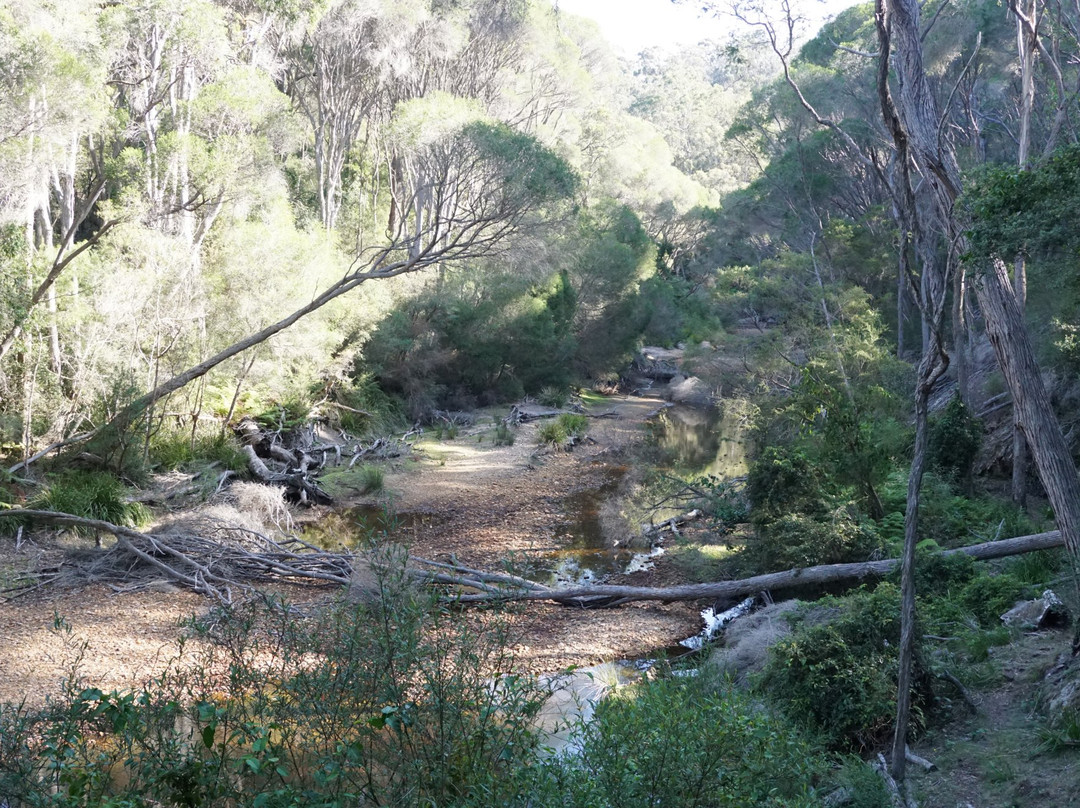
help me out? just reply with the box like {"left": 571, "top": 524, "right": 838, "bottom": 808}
{"left": 640, "top": 509, "right": 702, "bottom": 540}
{"left": 243, "top": 446, "right": 333, "bottom": 506}
{"left": 1, "top": 509, "right": 1069, "bottom": 608}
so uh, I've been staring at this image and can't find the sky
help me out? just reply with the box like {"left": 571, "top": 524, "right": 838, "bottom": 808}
{"left": 554, "top": 0, "right": 859, "bottom": 54}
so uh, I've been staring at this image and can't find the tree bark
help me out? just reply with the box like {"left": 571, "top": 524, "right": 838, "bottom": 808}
{"left": 974, "top": 260, "right": 1080, "bottom": 561}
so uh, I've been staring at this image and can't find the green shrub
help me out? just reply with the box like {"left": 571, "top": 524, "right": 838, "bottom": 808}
{"left": 357, "top": 464, "right": 384, "bottom": 494}
{"left": 760, "top": 583, "right": 931, "bottom": 750}
{"left": 957, "top": 573, "right": 1033, "bottom": 626}
{"left": 28, "top": 470, "right": 149, "bottom": 532}
{"left": 537, "top": 420, "right": 566, "bottom": 447}
{"left": 536, "top": 414, "right": 587, "bottom": 449}
{"left": 537, "top": 386, "right": 570, "bottom": 408}
{"left": 693, "top": 474, "right": 749, "bottom": 531}
{"left": 149, "top": 430, "right": 248, "bottom": 472}
{"left": 0, "top": 554, "right": 551, "bottom": 808}
{"left": 557, "top": 412, "right": 588, "bottom": 439}
{"left": 332, "top": 372, "right": 406, "bottom": 436}
{"left": 928, "top": 395, "right": 983, "bottom": 483}
{"left": 253, "top": 398, "right": 311, "bottom": 431}
{"left": 552, "top": 674, "right": 826, "bottom": 808}
{"left": 747, "top": 446, "right": 828, "bottom": 522}
{"left": 878, "top": 470, "right": 1039, "bottom": 548}
{"left": 832, "top": 756, "right": 892, "bottom": 807}
{"left": 494, "top": 420, "right": 515, "bottom": 446}
{"left": 749, "top": 510, "right": 885, "bottom": 571}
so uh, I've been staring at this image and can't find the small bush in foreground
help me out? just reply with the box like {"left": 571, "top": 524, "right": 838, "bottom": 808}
{"left": 547, "top": 674, "right": 827, "bottom": 808}
{"left": 760, "top": 583, "right": 931, "bottom": 751}
{"left": 357, "top": 464, "right": 384, "bottom": 494}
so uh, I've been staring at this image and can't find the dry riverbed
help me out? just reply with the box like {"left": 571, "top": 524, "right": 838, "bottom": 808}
{"left": 0, "top": 396, "right": 702, "bottom": 705}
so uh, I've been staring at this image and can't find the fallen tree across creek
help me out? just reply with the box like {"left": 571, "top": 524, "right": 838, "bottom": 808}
{"left": 0, "top": 509, "right": 1068, "bottom": 607}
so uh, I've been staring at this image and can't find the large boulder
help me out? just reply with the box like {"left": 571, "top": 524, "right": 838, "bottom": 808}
{"left": 667, "top": 375, "right": 713, "bottom": 407}
{"left": 1001, "top": 590, "right": 1070, "bottom": 630}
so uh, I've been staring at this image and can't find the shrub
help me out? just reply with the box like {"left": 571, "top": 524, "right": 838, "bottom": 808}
{"left": 928, "top": 395, "right": 983, "bottom": 483}
{"left": 760, "top": 583, "right": 931, "bottom": 750}
{"left": 693, "top": 474, "right": 749, "bottom": 531}
{"left": 557, "top": 412, "right": 588, "bottom": 439}
{"left": 494, "top": 419, "right": 515, "bottom": 446}
{"left": 0, "top": 553, "right": 551, "bottom": 808}
{"left": 537, "top": 386, "right": 570, "bottom": 408}
{"left": 749, "top": 510, "right": 885, "bottom": 571}
{"left": 149, "top": 430, "right": 248, "bottom": 472}
{"left": 537, "top": 420, "right": 566, "bottom": 447}
{"left": 957, "top": 573, "right": 1033, "bottom": 626}
{"left": 357, "top": 464, "right": 384, "bottom": 494}
{"left": 747, "top": 446, "right": 828, "bottom": 522}
{"left": 28, "top": 470, "right": 149, "bottom": 532}
{"left": 551, "top": 674, "right": 826, "bottom": 808}
{"left": 537, "top": 414, "right": 587, "bottom": 449}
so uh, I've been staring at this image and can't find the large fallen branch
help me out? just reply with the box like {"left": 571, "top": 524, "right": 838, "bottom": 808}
{"left": 2, "top": 510, "right": 1068, "bottom": 607}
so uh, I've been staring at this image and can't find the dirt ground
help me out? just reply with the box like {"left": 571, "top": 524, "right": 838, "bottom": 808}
{"left": 910, "top": 627, "right": 1080, "bottom": 807}
{"left": 0, "top": 396, "right": 702, "bottom": 706}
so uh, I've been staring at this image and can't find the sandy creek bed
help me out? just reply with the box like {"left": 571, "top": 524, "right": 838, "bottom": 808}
{"left": 0, "top": 396, "right": 710, "bottom": 706}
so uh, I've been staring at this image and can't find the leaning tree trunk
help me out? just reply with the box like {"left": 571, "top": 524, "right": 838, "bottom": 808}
{"left": 975, "top": 260, "right": 1080, "bottom": 561}
{"left": 1012, "top": 0, "right": 1037, "bottom": 505}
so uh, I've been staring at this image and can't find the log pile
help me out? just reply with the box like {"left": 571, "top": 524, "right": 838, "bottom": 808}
{"left": 233, "top": 417, "right": 413, "bottom": 505}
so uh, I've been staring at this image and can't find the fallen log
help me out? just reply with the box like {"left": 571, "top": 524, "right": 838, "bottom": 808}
{"left": 448, "top": 529, "right": 1068, "bottom": 605}
{"left": 0, "top": 509, "right": 1068, "bottom": 607}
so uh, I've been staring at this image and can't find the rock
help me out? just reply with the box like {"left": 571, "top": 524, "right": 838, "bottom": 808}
{"left": 706, "top": 600, "right": 801, "bottom": 683}
{"left": 667, "top": 375, "right": 713, "bottom": 407}
{"left": 635, "top": 346, "right": 682, "bottom": 381}
{"left": 1001, "top": 590, "right": 1070, "bottom": 630}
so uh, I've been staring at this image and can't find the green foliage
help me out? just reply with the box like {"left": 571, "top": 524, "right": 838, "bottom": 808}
{"left": 547, "top": 674, "right": 826, "bottom": 808}
{"left": 494, "top": 419, "right": 515, "bottom": 446}
{"left": 1036, "top": 709, "right": 1080, "bottom": 755}
{"left": 537, "top": 386, "right": 570, "bottom": 408}
{"left": 463, "top": 120, "right": 579, "bottom": 204}
{"left": 957, "top": 573, "right": 1033, "bottom": 626}
{"left": 538, "top": 414, "right": 587, "bottom": 450}
{"left": 148, "top": 430, "right": 248, "bottom": 473}
{"left": 832, "top": 755, "right": 892, "bottom": 808}
{"left": 27, "top": 470, "right": 149, "bottom": 531}
{"left": 749, "top": 510, "right": 885, "bottom": 571}
{"left": 559, "top": 413, "right": 588, "bottom": 439}
{"left": 928, "top": 396, "right": 983, "bottom": 483}
{"left": 332, "top": 372, "right": 406, "bottom": 437}
{"left": 963, "top": 144, "right": 1080, "bottom": 263}
{"left": 692, "top": 474, "right": 748, "bottom": 531}
{"left": 0, "top": 556, "right": 550, "bottom": 808}
{"left": 746, "top": 446, "right": 828, "bottom": 522}
{"left": 365, "top": 268, "right": 579, "bottom": 418}
{"left": 356, "top": 464, "right": 384, "bottom": 494}
{"left": 253, "top": 398, "right": 312, "bottom": 431}
{"left": 536, "top": 421, "right": 565, "bottom": 448}
{"left": 0, "top": 566, "right": 837, "bottom": 808}
{"left": 878, "top": 471, "right": 1039, "bottom": 549}
{"left": 760, "top": 583, "right": 930, "bottom": 750}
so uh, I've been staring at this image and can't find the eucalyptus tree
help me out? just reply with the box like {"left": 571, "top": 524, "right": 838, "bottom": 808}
{"left": 85, "top": 120, "right": 577, "bottom": 452}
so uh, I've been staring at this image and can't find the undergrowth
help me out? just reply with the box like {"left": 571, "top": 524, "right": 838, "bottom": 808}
{"left": 0, "top": 548, "right": 871, "bottom": 808}
{"left": 25, "top": 470, "right": 149, "bottom": 531}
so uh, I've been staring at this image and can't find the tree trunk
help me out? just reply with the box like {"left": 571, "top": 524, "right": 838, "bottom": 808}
{"left": 1012, "top": 0, "right": 1036, "bottom": 505}
{"left": 891, "top": 344, "right": 948, "bottom": 780}
{"left": 974, "top": 259, "right": 1080, "bottom": 561}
